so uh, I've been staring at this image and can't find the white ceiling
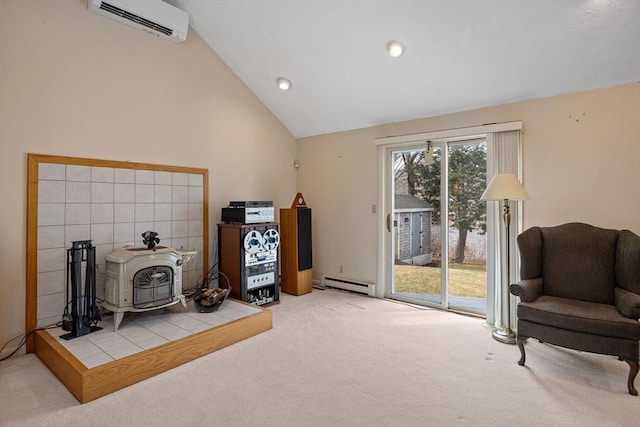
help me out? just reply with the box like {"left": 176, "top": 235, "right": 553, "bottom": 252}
{"left": 168, "top": 0, "right": 640, "bottom": 138}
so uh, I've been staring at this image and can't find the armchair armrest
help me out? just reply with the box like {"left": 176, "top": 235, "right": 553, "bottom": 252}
{"left": 510, "top": 278, "right": 543, "bottom": 302}
{"left": 614, "top": 287, "right": 640, "bottom": 320}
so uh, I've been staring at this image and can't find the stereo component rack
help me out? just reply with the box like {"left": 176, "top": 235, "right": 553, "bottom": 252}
{"left": 218, "top": 222, "right": 279, "bottom": 306}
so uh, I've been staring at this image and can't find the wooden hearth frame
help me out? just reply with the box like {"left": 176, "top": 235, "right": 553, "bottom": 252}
{"left": 34, "top": 303, "right": 271, "bottom": 403}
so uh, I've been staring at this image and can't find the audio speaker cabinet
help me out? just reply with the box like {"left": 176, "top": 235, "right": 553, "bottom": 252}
{"left": 280, "top": 207, "right": 312, "bottom": 295}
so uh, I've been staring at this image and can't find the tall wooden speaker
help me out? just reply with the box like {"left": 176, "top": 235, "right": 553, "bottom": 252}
{"left": 280, "top": 193, "right": 312, "bottom": 295}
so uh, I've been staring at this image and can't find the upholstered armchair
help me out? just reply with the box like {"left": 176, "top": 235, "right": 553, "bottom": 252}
{"left": 509, "top": 222, "right": 640, "bottom": 395}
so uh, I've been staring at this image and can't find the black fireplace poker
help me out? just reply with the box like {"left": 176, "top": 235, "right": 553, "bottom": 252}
{"left": 61, "top": 240, "right": 102, "bottom": 340}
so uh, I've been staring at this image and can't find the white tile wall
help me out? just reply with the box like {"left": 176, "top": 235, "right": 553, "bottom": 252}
{"left": 38, "top": 292, "right": 66, "bottom": 320}
{"left": 91, "top": 203, "right": 114, "bottom": 224}
{"left": 135, "top": 170, "right": 154, "bottom": 184}
{"left": 172, "top": 173, "right": 188, "bottom": 186}
{"left": 114, "top": 222, "right": 134, "bottom": 244}
{"left": 114, "top": 203, "right": 134, "bottom": 222}
{"left": 91, "top": 167, "right": 114, "bottom": 183}
{"left": 37, "top": 270, "right": 64, "bottom": 297}
{"left": 91, "top": 182, "right": 114, "bottom": 203}
{"left": 91, "top": 223, "right": 114, "bottom": 245}
{"left": 189, "top": 203, "right": 203, "bottom": 220}
{"left": 172, "top": 221, "right": 188, "bottom": 238}
{"left": 36, "top": 163, "right": 206, "bottom": 327}
{"left": 155, "top": 203, "right": 172, "bottom": 221}
{"left": 189, "top": 173, "right": 203, "bottom": 187}
{"left": 135, "top": 184, "right": 154, "bottom": 203}
{"left": 172, "top": 237, "right": 188, "bottom": 251}
{"left": 172, "top": 203, "right": 188, "bottom": 220}
{"left": 155, "top": 185, "right": 172, "bottom": 203}
{"left": 172, "top": 186, "right": 188, "bottom": 203}
{"left": 135, "top": 203, "right": 154, "bottom": 222}
{"left": 37, "top": 248, "right": 65, "bottom": 273}
{"left": 188, "top": 237, "right": 203, "bottom": 254}
{"left": 66, "top": 165, "right": 90, "bottom": 182}
{"left": 188, "top": 220, "right": 203, "bottom": 237}
{"left": 38, "top": 203, "right": 65, "bottom": 226}
{"left": 95, "top": 244, "right": 115, "bottom": 264}
{"left": 154, "top": 221, "right": 172, "bottom": 241}
{"left": 188, "top": 186, "right": 203, "bottom": 203}
{"left": 66, "top": 182, "right": 90, "bottom": 203}
{"left": 114, "top": 183, "right": 134, "bottom": 203}
{"left": 66, "top": 224, "right": 90, "bottom": 243}
{"left": 39, "top": 163, "right": 65, "bottom": 180}
{"left": 114, "top": 168, "right": 135, "bottom": 183}
{"left": 66, "top": 204, "right": 90, "bottom": 225}
{"left": 39, "top": 181, "right": 65, "bottom": 203}
{"left": 155, "top": 171, "right": 172, "bottom": 185}
{"left": 38, "top": 225, "right": 65, "bottom": 249}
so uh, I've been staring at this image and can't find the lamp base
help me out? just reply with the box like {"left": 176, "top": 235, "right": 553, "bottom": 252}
{"left": 492, "top": 328, "right": 517, "bottom": 345}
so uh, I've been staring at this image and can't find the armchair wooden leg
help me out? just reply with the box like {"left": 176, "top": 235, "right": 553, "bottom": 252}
{"left": 623, "top": 358, "right": 639, "bottom": 396}
{"left": 516, "top": 335, "right": 527, "bottom": 366}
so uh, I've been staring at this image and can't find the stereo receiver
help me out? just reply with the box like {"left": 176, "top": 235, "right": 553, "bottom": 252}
{"left": 222, "top": 201, "right": 274, "bottom": 224}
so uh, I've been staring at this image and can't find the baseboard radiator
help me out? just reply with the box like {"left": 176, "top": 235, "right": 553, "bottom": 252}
{"left": 323, "top": 275, "right": 376, "bottom": 296}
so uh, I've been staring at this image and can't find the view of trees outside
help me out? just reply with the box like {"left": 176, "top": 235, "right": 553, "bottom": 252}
{"left": 394, "top": 143, "right": 487, "bottom": 306}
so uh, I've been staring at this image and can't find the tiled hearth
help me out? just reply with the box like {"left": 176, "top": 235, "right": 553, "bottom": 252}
{"left": 34, "top": 299, "right": 272, "bottom": 403}
{"left": 48, "top": 300, "right": 260, "bottom": 368}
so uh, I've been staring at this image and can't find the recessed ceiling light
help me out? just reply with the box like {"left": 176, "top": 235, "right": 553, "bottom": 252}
{"left": 276, "top": 77, "right": 292, "bottom": 91}
{"left": 387, "top": 40, "right": 405, "bottom": 58}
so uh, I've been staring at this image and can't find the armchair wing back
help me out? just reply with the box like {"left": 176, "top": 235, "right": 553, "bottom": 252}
{"left": 511, "top": 222, "right": 640, "bottom": 396}
{"left": 617, "top": 230, "right": 640, "bottom": 295}
{"left": 520, "top": 223, "right": 618, "bottom": 304}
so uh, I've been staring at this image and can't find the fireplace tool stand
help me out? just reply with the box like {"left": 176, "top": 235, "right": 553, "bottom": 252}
{"left": 61, "top": 240, "right": 102, "bottom": 340}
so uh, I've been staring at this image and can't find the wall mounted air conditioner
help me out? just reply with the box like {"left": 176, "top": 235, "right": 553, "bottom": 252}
{"left": 88, "top": 0, "right": 189, "bottom": 43}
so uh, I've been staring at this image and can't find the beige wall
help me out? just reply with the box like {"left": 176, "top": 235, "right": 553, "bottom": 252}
{"left": 0, "top": 0, "right": 297, "bottom": 352}
{"left": 298, "top": 83, "right": 640, "bottom": 286}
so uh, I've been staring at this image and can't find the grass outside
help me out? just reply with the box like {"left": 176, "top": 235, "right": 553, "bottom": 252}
{"left": 394, "top": 260, "right": 487, "bottom": 298}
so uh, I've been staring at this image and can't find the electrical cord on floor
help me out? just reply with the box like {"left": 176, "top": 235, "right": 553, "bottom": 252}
{"left": 183, "top": 242, "right": 222, "bottom": 299}
{"left": 99, "top": 305, "right": 113, "bottom": 319}
{"left": 0, "top": 322, "right": 60, "bottom": 362}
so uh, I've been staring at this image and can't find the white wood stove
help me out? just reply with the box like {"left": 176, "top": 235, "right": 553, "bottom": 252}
{"left": 103, "top": 246, "right": 195, "bottom": 330}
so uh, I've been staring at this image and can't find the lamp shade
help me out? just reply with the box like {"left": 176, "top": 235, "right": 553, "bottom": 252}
{"left": 481, "top": 173, "right": 529, "bottom": 201}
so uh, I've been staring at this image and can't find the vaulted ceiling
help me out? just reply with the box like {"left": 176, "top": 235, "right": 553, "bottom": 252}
{"left": 169, "top": 0, "right": 640, "bottom": 138}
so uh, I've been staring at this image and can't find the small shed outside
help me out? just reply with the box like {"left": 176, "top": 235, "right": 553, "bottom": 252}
{"left": 394, "top": 194, "right": 434, "bottom": 265}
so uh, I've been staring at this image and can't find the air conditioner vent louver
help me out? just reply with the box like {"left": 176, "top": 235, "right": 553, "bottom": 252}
{"left": 99, "top": 2, "right": 173, "bottom": 36}
{"left": 88, "top": 0, "right": 188, "bottom": 43}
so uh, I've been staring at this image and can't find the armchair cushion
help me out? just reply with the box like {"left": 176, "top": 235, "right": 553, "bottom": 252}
{"left": 518, "top": 295, "right": 640, "bottom": 341}
{"left": 615, "top": 287, "right": 640, "bottom": 320}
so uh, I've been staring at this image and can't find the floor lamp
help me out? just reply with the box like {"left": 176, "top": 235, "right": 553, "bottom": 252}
{"left": 481, "top": 173, "right": 529, "bottom": 344}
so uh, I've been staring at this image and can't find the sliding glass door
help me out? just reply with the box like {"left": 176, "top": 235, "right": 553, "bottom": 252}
{"left": 446, "top": 141, "right": 487, "bottom": 313}
{"left": 391, "top": 145, "right": 443, "bottom": 305}
{"left": 389, "top": 139, "right": 487, "bottom": 315}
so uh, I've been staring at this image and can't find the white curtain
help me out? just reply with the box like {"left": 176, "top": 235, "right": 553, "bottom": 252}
{"left": 485, "top": 130, "right": 523, "bottom": 329}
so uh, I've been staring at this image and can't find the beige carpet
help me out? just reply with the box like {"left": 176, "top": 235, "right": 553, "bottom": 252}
{"left": 1, "top": 289, "right": 638, "bottom": 426}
